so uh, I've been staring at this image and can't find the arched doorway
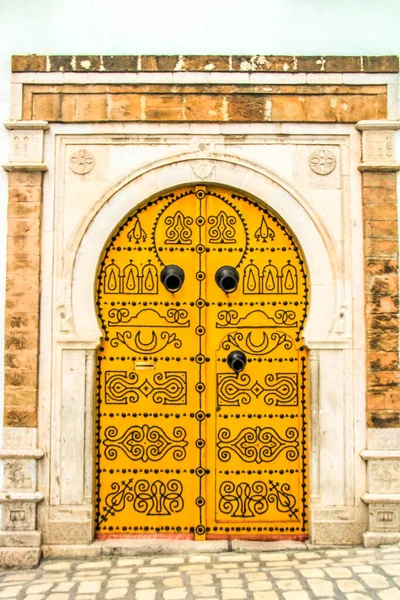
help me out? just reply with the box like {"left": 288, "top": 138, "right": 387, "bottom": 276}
{"left": 95, "top": 184, "right": 309, "bottom": 540}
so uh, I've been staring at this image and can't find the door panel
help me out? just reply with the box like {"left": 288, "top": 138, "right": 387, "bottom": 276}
{"left": 95, "top": 185, "right": 308, "bottom": 538}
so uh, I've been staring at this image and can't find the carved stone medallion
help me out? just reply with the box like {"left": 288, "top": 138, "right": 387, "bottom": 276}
{"left": 309, "top": 148, "right": 336, "bottom": 175}
{"left": 191, "top": 160, "right": 215, "bottom": 180}
{"left": 69, "top": 148, "right": 95, "bottom": 174}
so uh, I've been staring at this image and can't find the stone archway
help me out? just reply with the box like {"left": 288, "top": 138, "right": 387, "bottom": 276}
{"left": 42, "top": 152, "right": 361, "bottom": 546}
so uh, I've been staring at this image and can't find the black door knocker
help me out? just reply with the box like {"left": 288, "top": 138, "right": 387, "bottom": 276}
{"left": 215, "top": 266, "right": 239, "bottom": 293}
{"left": 227, "top": 350, "right": 247, "bottom": 374}
{"left": 160, "top": 265, "right": 185, "bottom": 292}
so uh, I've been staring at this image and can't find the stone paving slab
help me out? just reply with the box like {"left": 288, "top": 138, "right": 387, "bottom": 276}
{"left": 0, "top": 545, "right": 400, "bottom": 599}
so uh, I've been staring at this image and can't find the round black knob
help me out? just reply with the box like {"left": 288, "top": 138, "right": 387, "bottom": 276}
{"left": 160, "top": 265, "right": 185, "bottom": 293}
{"left": 215, "top": 266, "right": 239, "bottom": 293}
{"left": 227, "top": 350, "right": 247, "bottom": 374}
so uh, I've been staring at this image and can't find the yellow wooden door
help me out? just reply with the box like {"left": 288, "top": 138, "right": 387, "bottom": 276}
{"left": 95, "top": 185, "right": 308, "bottom": 539}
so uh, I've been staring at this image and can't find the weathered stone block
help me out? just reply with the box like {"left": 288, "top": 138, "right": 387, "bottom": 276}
{"left": 75, "top": 94, "right": 108, "bottom": 121}
{"left": 368, "top": 370, "right": 400, "bottom": 388}
{"left": 6, "top": 217, "right": 40, "bottom": 238}
{"left": 367, "top": 428, "right": 400, "bottom": 449}
{"left": 367, "top": 331, "right": 399, "bottom": 352}
{"left": 4, "top": 407, "right": 37, "bottom": 428}
{"left": 4, "top": 387, "right": 37, "bottom": 410}
{"left": 8, "top": 201, "right": 41, "bottom": 219}
{"left": 8, "top": 170, "right": 44, "bottom": 189}
{"left": 363, "top": 171, "right": 397, "bottom": 188}
{"left": 367, "top": 351, "right": 399, "bottom": 371}
{"left": 367, "top": 411, "right": 400, "bottom": 428}
{"left": 227, "top": 95, "right": 265, "bottom": 121}
{"left": 2, "top": 501, "right": 36, "bottom": 531}
{"left": 145, "top": 95, "right": 184, "bottom": 120}
{"left": 367, "top": 273, "right": 399, "bottom": 297}
{"left": 32, "top": 93, "right": 60, "bottom": 121}
{"left": 7, "top": 235, "right": 40, "bottom": 256}
{"left": 4, "top": 349, "right": 38, "bottom": 371}
{"left": 4, "top": 332, "right": 38, "bottom": 352}
{"left": 366, "top": 294, "right": 398, "bottom": 314}
{"left": 366, "top": 314, "right": 399, "bottom": 334}
{"left": 363, "top": 185, "right": 397, "bottom": 204}
{"left": 4, "top": 313, "right": 39, "bottom": 333}
{"left": 367, "top": 390, "right": 400, "bottom": 410}
{"left": 363, "top": 204, "right": 398, "bottom": 220}
{"left": 365, "top": 219, "right": 398, "bottom": 239}
{"left": 364, "top": 238, "right": 398, "bottom": 258}
{"left": 362, "top": 55, "right": 399, "bottom": 72}
{"left": 73, "top": 55, "right": 103, "bottom": 72}
{"left": 12, "top": 54, "right": 46, "bottom": 72}
{"left": 4, "top": 370, "right": 38, "bottom": 389}
{"left": 3, "top": 459, "right": 35, "bottom": 490}
{"left": 141, "top": 55, "right": 179, "bottom": 71}
{"left": 184, "top": 95, "right": 224, "bottom": 121}
{"left": 102, "top": 55, "right": 139, "bottom": 72}
{"left": 183, "top": 55, "right": 231, "bottom": 71}
{"left": 366, "top": 258, "right": 398, "bottom": 275}
{"left": 108, "top": 94, "right": 142, "bottom": 120}
{"left": 6, "top": 274, "right": 40, "bottom": 303}
{"left": 0, "top": 530, "right": 41, "bottom": 547}
{"left": 0, "top": 547, "right": 41, "bottom": 568}
{"left": 7, "top": 254, "right": 40, "bottom": 274}
{"left": 60, "top": 94, "right": 75, "bottom": 121}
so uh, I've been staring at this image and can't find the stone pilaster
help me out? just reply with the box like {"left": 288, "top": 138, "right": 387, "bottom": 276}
{"left": 1, "top": 120, "right": 48, "bottom": 567}
{"left": 356, "top": 119, "right": 400, "bottom": 547}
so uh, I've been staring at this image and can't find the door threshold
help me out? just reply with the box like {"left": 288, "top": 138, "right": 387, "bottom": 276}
{"left": 42, "top": 538, "right": 308, "bottom": 559}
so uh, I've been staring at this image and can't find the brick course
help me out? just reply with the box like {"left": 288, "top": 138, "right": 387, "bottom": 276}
{"left": 12, "top": 54, "right": 400, "bottom": 73}
{"left": 21, "top": 84, "right": 387, "bottom": 123}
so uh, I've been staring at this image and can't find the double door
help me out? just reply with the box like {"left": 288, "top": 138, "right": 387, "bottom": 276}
{"left": 95, "top": 185, "right": 308, "bottom": 539}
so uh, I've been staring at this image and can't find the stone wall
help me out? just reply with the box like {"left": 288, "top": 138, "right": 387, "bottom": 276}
{"left": 4, "top": 171, "right": 43, "bottom": 428}
{"left": 1, "top": 55, "right": 399, "bottom": 564}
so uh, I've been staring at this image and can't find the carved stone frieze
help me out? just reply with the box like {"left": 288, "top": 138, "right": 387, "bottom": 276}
{"left": 369, "top": 503, "right": 400, "bottom": 532}
{"left": 9, "top": 132, "right": 43, "bottom": 163}
{"left": 356, "top": 120, "right": 400, "bottom": 171}
{"left": 3, "top": 459, "right": 33, "bottom": 491}
{"left": 2, "top": 502, "right": 36, "bottom": 532}
{"left": 3, "top": 120, "right": 48, "bottom": 171}
{"left": 363, "top": 130, "right": 395, "bottom": 164}
{"left": 369, "top": 460, "right": 400, "bottom": 494}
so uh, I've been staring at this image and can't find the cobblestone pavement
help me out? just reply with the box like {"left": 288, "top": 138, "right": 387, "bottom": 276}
{"left": 1, "top": 546, "right": 400, "bottom": 600}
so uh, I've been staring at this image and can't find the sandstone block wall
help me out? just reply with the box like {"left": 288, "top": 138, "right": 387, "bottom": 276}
{"left": 4, "top": 171, "right": 43, "bottom": 428}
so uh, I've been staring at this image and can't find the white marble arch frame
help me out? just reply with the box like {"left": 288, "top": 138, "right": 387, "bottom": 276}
{"left": 68, "top": 151, "right": 339, "bottom": 343}
{"left": 51, "top": 150, "right": 364, "bottom": 544}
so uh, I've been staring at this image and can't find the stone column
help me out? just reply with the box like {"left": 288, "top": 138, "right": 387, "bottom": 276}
{"left": 356, "top": 120, "right": 400, "bottom": 547}
{"left": 0, "top": 120, "right": 48, "bottom": 567}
